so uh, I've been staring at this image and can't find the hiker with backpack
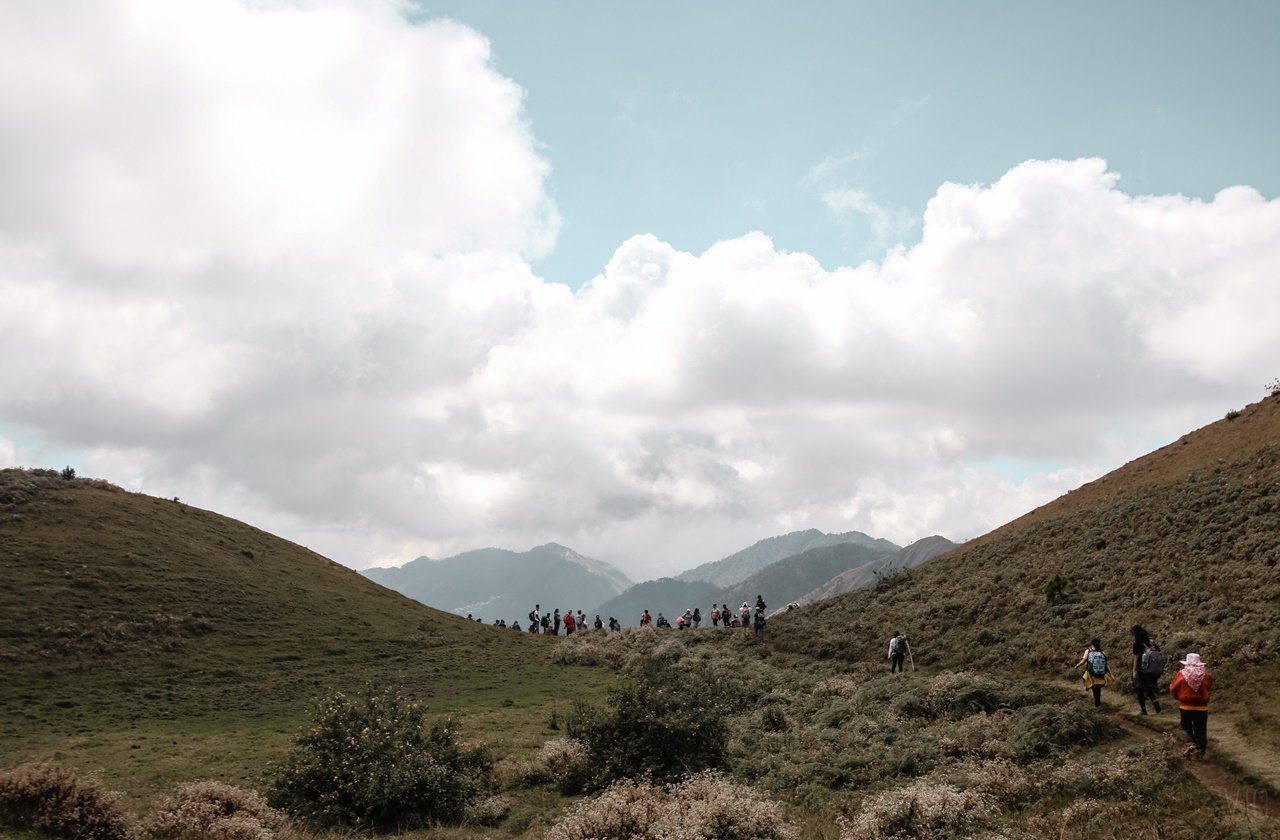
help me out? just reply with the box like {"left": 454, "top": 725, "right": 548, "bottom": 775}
{"left": 887, "top": 632, "right": 908, "bottom": 673}
{"left": 1075, "top": 638, "right": 1112, "bottom": 706}
{"left": 1169, "top": 652, "right": 1212, "bottom": 758}
{"left": 1131, "top": 625, "right": 1164, "bottom": 715}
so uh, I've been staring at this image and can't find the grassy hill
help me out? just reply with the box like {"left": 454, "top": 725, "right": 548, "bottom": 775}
{"left": 775, "top": 394, "right": 1280, "bottom": 772}
{"left": 0, "top": 469, "right": 611, "bottom": 806}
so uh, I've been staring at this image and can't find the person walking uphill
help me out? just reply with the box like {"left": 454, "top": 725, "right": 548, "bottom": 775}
{"left": 1075, "top": 638, "right": 1111, "bottom": 706}
{"left": 1169, "top": 653, "right": 1212, "bottom": 758}
{"left": 888, "top": 631, "right": 908, "bottom": 673}
{"left": 1131, "top": 625, "right": 1164, "bottom": 715}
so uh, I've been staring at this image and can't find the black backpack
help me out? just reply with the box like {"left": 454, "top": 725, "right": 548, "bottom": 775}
{"left": 1086, "top": 649, "right": 1108, "bottom": 676}
{"left": 1140, "top": 645, "right": 1165, "bottom": 676}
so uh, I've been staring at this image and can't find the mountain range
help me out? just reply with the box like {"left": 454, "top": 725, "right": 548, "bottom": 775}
{"left": 362, "top": 543, "right": 632, "bottom": 624}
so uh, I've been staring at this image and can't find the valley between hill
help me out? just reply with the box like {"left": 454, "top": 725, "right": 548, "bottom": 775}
{"left": 3, "top": 394, "right": 1279, "bottom": 838}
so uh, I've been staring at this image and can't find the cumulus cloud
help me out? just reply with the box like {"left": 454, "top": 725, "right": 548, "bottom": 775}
{"left": 1, "top": 2, "right": 1277, "bottom": 581}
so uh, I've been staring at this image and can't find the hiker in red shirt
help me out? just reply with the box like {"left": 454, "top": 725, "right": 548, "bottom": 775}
{"left": 1169, "top": 652, "right": 1212, "bottom": 758}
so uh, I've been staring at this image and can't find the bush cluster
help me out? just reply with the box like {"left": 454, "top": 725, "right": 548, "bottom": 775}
{"left": 0, "top": 764, "right": 133, "bottom": 840}
{"left": 571, "top": 662, "right": 730, "bottom": 789}
{"left": 144, "top": 780, "right": 290, "bottom": 840}
{"left": 839, "top": 779, "right": 996, "bottom": 840}
{"left": 267, "top": 688, "right": 491, "bottom": 831}
{"left": 545, "top": 772, "right": 798, "bottom": 840}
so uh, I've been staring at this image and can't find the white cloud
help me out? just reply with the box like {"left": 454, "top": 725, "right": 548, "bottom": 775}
{"left": 1, "top": 2, "right": 1278, "bottom": 584}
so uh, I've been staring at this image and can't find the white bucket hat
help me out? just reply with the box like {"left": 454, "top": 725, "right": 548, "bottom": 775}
{"left": 1180, "top": 652, "right": 1203, "bottom": 666}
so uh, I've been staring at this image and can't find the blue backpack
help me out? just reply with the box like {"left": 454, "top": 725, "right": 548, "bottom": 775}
{"left": 1086, "top": 649, "right": 1108, "bottom": 676}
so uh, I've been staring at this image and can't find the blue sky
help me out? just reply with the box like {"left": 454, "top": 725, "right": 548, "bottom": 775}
{"left": 419, "top": 1, "right": 1279, "bottom": 287}
{"left": 1, "top": 1, "right": 1277, "bottom": 581}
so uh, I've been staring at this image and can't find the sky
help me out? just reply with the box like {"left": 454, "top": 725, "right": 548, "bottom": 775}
{"left": 1, "top": 0, "right": 1278, "bottom": 581}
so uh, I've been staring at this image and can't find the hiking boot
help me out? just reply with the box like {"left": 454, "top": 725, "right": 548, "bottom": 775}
{"left": 1139, "top": 708, "right": 1148, "bottom": 715}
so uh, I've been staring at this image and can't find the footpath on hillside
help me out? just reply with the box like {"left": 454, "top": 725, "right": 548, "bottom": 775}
{"left": 1111, "top": 707, "right": 1279, "bottom": 826}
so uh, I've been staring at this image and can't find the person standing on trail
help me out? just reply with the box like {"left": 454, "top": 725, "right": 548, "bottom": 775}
{"left": 711, "top": 605, "right": 720, "bottom": 627}
{"left": 692, "top": 607, "right": 701, "bottom": 628}
{"left": 740, "top": 602, "right": 751, "bottom": 631}
{"left": 1075, "top": 637, "right": 1111, "bottom": 707}
{"left": 1131, "top": 625, "right": 1164, "bottom": 715}
{"left": 563, "top": 609, "right": 576, "bottom": 635}
{"left": 1169, "top": 652, "right": 1212, "bottom": 758}
{"left": 594, "top": 614, "right": 603, "bottom": 631}
{"left": 888, "top": 631, "right": 908, "bottom": 673}
{"left": 553, "top": 608, "right": 561, "bottom": 635}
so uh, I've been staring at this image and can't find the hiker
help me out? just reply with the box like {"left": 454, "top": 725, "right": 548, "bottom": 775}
{"left": 711, "top": 605, "right": 720, "bottom": 627}
{"left": 1075, "top": 638, "right": 1111, "bottom": 706}
{"left": 1169, "top": 653, "right": 1212, "bottom": 758}
{"left": 1131, "top": 625, "right": 1164, "bottom": 715}
{"left": 594, "top": 614, "right": 603, "bottom": 631}
{"left": 676, "top": 613, "right": 686, "bottom": 630}
{"left": 553, "top": 608, "right": 561, "bottom": 635}
{"left": 656, "top": 613, "right": 671, "bottom": 628}
{"left": 723, "top": 605, "right": 734, "bottom": 631}
{"left": 609, "top": 616, "right": 620, "bottom": 631}
{"left": 755, "top": 594, "right": 766, "bottom": 613}
{"left": 541, "top": 612, "right": 551, "bottom": 633}
{"left": 528, "top": 607, "right": 539, "bottom": 633}
{"left": 739, "top": 602, "right": 751, "bottom": 631}
{"left": 753, "top": 608, "right": 766, "bottom": 638}
{"left": 692, "top": 607, "right": 701, "bottom": 628}
{"left": 640, "top": 609, "right": 652, "bottom": 626}
{"left": 563, "top": 610, "right": 576, "bottom": 635}
{"left": 888, "top": 631, "right": 908, "bottom": 673}
{"left": 577, "top": 610, "right": 587, "bottom": 632}
{"left": 512, "top": 620, "right": 521, "bottom": 632}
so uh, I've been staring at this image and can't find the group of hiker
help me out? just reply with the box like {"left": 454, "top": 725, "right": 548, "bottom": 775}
{"left": 882, "top": 625, "right": 1213, "bottom": 759}
{"left": 518, "top": 605, "right": 620, "bottom": 635}
{"left": 637, "top": 595, "right": 769, "bottom": 635}
{"left": 1075, "top": 625, "right": 1213, "bottom": 758}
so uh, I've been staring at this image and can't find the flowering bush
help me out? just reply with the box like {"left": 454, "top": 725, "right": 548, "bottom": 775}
{"left": 0, "top": 764, "right": 133, "bottom": 840}
{"left": 266, "top": 688, "right": 491, "bottom": 831}
{"left": 545, "top": 773, "right": 798, "bottom": 840}
{"left": 839, "top": 779, "right": 997, "bottom": 840}
{"left": 144, "top": 780, "right": 290, "bottom": 840}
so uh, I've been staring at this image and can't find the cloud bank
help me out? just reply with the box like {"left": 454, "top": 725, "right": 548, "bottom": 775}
{"left": 2, "top": 1, "right": 1278, "bottom": 580}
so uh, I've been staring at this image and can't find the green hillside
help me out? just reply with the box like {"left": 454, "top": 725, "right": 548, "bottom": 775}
{"left": 0, "top": 470, "right": 609, "bottom": 805}
{"left": 775, "top": 394, "right": 1280, "bottom": 775}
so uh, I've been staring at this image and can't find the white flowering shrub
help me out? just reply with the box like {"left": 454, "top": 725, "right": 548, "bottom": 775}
{"left": 266, "top": 688, "right": 491, "bottom": 831}
{"left": 143, "top": 781, "right": 290, "bottom": 840}
{"left": 545, "top": 773, "right": 798, "bottom": 840}
{"left": 0, "top": 764, "right": 133, "bottom": 840}
{"left": 840, "top": 779, "right": 997, "bottom": 840}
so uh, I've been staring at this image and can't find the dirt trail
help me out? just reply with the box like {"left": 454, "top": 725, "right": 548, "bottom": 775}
{"left": 1112, "top": 710, "right": 1280, "bottom": 825}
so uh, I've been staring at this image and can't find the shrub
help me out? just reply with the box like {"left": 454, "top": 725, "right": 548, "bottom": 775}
{"left": 573, "top": 664, "right": 730, "bottom": 788}
{"left": 1005, "top": 703, "right": 1113, "bottom": 761}
{"left": 0, "top": 764, "right": 133, "bottom": 840}
{"left": 839, "top": 779, "right": 997, "bottom": 840}
{"left": 544, "top": 773, "right": 798, "bottom": 840}
{"left": 143, "top": 780, "right": 290, "bottom": 840}
{"left": 267, "top": 688, "right": 491, "bottom": 831}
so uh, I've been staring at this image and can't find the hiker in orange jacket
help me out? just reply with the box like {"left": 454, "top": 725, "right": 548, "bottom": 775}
{"left": 1169, "top": 652, "right": 1212, "bottom": 758}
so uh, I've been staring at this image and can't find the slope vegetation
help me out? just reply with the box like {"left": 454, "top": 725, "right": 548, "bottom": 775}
{"left": 0, "top": 470, "right": 604, "bottom": 801}
{"left": 775, "top": 395, "right": 1280, "bottom": 766}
